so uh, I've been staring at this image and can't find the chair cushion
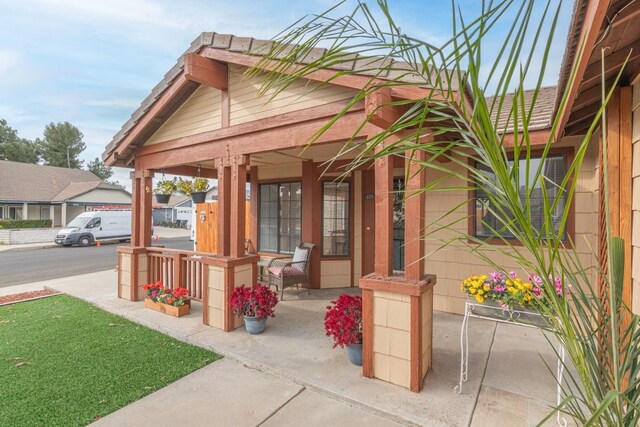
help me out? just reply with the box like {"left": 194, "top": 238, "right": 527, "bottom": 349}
{"left": 269, "top": 266, "right": 304, "bottom": 277}
{"left": 292, "top": 247, "right": 308, "bottom": 264}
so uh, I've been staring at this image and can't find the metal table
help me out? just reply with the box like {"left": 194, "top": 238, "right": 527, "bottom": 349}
{"left": 454, "top": 299, "right": 567, "bottom": 427}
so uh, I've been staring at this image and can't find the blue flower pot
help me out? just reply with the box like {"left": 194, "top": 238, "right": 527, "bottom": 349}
{"left": 346, "top": 343, "right": 363, "bottom": 366}
{"left": 243, "top": 316, "right": 267, "bottom": 335}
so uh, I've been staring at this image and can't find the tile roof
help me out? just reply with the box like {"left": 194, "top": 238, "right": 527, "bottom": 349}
{"left": 102, "top": 32, "right": 461, "bottom": 163}
{"left": 51, "top": 181, "right": 126, "bottom": 203}
{"left": 486, "top": 86, "right": 557, "bottom": 133}
{"left": 0, "top": 160, "right": 124, "bottom": 203}
{"left": 103, "top": 32, "right": 558, "bottom": 163}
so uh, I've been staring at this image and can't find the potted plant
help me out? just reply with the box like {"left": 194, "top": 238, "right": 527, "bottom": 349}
{"left": 143, "top": 281, "right": 191, "bottom": 317}
{"left": 230, "top": 283, "right": 278, "bottom": 334}
{"left": 154, "top": 178, "right": 177, "bottom": 204}
{"left": 191, "top": 177, "right": 210, "bottom": 203}
{"left": 177, "top": 178, "right": 210, "bottom": 204}
{"left": 324, "top": 294, "right": 363, "bottom": 366}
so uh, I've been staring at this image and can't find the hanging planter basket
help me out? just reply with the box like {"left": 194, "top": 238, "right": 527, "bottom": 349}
{"left": 191, "top": 191, "right": 207, "bottom": 204}
{"left": 155, "top": 194, "right": 171, "bottom": 204}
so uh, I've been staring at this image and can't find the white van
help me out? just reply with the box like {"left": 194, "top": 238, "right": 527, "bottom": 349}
{"left": 55, "top": 210, "right": 131, "bottom": 247}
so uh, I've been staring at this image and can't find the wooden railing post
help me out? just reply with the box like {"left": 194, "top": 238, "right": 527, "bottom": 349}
{"left": 173, "top": 253, "right": 184, "bottom": 289}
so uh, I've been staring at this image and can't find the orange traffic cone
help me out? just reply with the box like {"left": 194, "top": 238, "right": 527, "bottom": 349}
{"left": 96, "top": 240, "right": 101, "bottom": 247}
{"left": 155, "top": 235, "right": 159, "bottom": 242}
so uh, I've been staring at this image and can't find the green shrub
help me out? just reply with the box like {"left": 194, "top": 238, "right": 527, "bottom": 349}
{"left": 0, "top": 219, "right": 52, "bottom": 229}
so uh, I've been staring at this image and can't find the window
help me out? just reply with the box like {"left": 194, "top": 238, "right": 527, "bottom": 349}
{"left": 8, "top": 206, "right": 21, "bottom": 220}
{"left": 40, "top": 206, "right": 50, "bottom": 220}
{"left": 87, "top": 218, "right": 101, "bottom": 229}
{"left": 473, "top": 154, "right": 568, "bottom": 240}
{"left": 322, "top": 182, "right": 350, "bottom": 256}
{"left": 259, "top": 182, "right": 301, "bottom": 254}
{"left": 0, "top": 206, "right": 3, "bottom": 219}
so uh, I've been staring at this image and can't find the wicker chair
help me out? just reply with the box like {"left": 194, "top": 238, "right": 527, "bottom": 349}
{"left": 267, "top": 243, "right": 315, "bottom": 300}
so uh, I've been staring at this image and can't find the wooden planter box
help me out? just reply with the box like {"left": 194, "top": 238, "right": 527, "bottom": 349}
{"left": 144, "top": 298, "right": 190, "bottom": 317}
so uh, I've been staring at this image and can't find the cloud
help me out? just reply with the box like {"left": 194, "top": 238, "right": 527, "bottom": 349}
{"left": 0, "top": 49, "right": 20, "bottom": 75}
{"left": 34, "top": 0, "right": 188, "bottom": 29}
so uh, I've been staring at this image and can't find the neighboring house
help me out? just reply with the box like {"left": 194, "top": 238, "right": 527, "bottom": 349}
{"left": 0, "top": 160, "right": 131, "bottom": 227}
{"left": 152, "top": 195, "right": 192, "bottom": 226}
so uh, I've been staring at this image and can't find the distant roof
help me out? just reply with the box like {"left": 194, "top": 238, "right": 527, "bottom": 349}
{"left": 51, "top": 181, "right": 126, "bottom": 202}
{"left": 0, "top": 160, "right": 126, "bottom": 203}
{"left": 486, "top": 86, "right": 557, "bottom": 133}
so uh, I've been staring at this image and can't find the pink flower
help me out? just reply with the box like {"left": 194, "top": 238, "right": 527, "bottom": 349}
{"left": 509, "top": 271, "right": 517, "bottom": 278}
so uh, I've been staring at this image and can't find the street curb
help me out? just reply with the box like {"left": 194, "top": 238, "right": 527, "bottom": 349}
{"left": 0, "top": 244, "right": 58, "bottom": 253}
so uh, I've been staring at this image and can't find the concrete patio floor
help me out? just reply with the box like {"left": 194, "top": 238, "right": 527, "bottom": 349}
{"left": 9, "top": 269, "right": 572, "bottom": 426}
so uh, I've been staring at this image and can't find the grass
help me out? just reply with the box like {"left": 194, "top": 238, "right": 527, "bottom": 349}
{"left": 0, "top": 294, "right": 219, "bottom": 426}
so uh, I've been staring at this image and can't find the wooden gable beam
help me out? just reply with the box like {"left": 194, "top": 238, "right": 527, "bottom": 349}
{"left": 554, "top": 0, "right": 610, "bottom": 141}
{"left": 104, "top": 73, "right": 193, "bottom": 166}
{"left": 200, "top": 47, "right": 447, "bottom": 102}
{"left": 580, "top": 38, "right": 640, "bottom": 89}
{"left": 365, "top": 87, "right": 408, "bottom": 129}
{"left": 184, "top": 53, "right": 228, "bottom": 90}
{"left": 160, "top": 165, "right": 217, "bottom": 179}
{"left": 136, "top": 110, "right": 376, "bottom": 170}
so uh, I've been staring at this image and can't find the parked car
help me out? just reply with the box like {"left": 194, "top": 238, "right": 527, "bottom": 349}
{"left": 54, "top": 210, "right": 131, "bottom": 247}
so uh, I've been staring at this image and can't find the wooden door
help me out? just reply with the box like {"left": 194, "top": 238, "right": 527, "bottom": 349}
{"left": 195, "top": 202, "right": 217, "bottom": 253}
{"left": 194, "top": 201, "right": 252, "bottom": 254}
{"left": 362, "top": 170, "right": 376, "bottom": 275}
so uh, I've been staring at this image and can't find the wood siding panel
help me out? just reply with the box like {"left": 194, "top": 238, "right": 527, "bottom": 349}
{"left": 632, "top": 80, "right": 640, "bottom": 314}
{"left": 146, "top": 85, "right": 222, "bottom": 145}
{"left": 228, "top": 64, "right": 357, "bottom": 127}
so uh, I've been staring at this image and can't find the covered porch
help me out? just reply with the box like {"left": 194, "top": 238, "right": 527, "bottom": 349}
{"left": 39, "top": 269, "right": 565, "bottom": 427}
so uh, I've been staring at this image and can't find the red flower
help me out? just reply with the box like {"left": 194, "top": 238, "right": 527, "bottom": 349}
{"left": 230, "top": 283, "right": 278, "bottom": 319}
{"left": 166, "top": 297, "right": 175, "bottom": 305}
{"left": 324, "top": 294, "right": 362, "bottom": 348}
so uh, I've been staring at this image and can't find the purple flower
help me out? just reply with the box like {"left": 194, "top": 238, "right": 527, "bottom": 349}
{"left": 509, "top": 271, "right": 517, "bottom": 278}
{"left": 490, "top": 272, "right": 502, "bottom": 283}
{"left": 494, "top": 285, "right": 506, "bottom": 293}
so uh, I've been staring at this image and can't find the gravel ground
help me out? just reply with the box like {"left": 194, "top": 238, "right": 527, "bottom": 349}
{"left": 0, "top": 290, "right": 59, "bottom": 306}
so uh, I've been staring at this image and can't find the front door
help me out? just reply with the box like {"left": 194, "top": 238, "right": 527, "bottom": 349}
{"left": 392, "top": 178, "right": 405, "bottom": 271}
{"left": 362, "top": 170, "right": 376, "bottom": 275}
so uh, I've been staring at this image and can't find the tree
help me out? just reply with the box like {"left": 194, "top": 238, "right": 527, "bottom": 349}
{"left": 259, "top": 1, "right": 639, "bottom": 425}
{"left": 0, "top": 119, "right": 39, "bottom": 163}
{"left": 86, "top": 157, "right": 113, "bottom": 180}
{"left": 38, "top": 122, "right": 86, "bottom": 168}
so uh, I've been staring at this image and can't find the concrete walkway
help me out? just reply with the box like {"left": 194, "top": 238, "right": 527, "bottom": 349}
{"left": 4, "top": 270, "right": 572, "bottom": 427}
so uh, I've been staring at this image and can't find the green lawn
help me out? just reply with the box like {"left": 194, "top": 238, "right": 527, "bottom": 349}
{"left": 0, "top": 295, "right": 219, "bottom": 426}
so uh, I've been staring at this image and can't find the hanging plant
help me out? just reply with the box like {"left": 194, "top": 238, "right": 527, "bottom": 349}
{"left": 154, "top": 178, "right": 177, "bottom": 204}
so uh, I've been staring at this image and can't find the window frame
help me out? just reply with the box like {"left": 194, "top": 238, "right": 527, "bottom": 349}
{"left": 321, "top": 179, "right": 352, "bottom": 258}
{"left": 257, "top": 180, "right": 302, "bottom": 254}
{"left": 467, "top": 147, "right": 575, "bottom": 246}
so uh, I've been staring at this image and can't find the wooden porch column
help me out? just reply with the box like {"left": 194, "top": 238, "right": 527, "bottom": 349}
{"left": 140, "top": 169, "right": 154, "bottom": 248}
{"left": 230, "top": 155, "right": 248, "bottom": 258}
{"left": 374, "top": 145, "right": 394, "bottom": 276}
{"left": 215, "top": 159, "right": 231, "bottom": 257}
{"left": 249, "top": 167, "right": 258, "bottom": 253}
{"left": 405, "top": 150, "right": 426, "bottom": 280}
{"left": 130, "top": 171, "right": 141, "bottom": 246}
{"left": 302, "top": 160, "right": 321, "bottom": 288}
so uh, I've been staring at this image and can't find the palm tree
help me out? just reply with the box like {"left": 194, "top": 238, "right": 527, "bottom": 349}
{"left": 249, "top": 0, "right": 640, "bottom": 424}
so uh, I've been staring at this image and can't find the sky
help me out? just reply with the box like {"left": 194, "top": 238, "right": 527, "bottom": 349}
{"left": 0, "top": 0, "right": 573, "bottom": 188}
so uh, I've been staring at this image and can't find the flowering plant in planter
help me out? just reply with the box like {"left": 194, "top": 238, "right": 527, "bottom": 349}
{"left": 460, "top": 271, "right": 569, "bottom": 309}
{"left": 324, "top": 294, "right": 362, "bottom": 348}
{"left": 143, "top": 281, "right": 190, "bottom": 307}
{"left": 230, "top": 283, "right": 278, "bottom": 319}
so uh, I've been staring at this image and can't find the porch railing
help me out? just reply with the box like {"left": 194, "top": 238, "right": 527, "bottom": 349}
{"left": 146, "top": 247, "right": 206, "bottom": 302}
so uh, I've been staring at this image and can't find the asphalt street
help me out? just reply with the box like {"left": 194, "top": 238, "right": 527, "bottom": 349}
{"left": 0, "top": 237, "right": 194, "bottom": 288}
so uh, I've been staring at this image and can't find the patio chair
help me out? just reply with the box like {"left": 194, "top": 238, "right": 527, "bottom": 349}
{"left": 267, "top": 243, "right": 315, "bottom": 300}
